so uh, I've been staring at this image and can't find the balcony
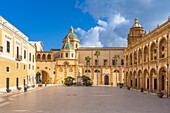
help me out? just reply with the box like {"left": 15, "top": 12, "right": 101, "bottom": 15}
{"left": 16, "top": 55, "right": 22, "bottom": 61}
{"left": 0, "top": 46, "right": 3, "bottom": 52}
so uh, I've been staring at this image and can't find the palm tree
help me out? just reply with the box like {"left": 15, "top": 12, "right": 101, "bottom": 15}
{"left": 85, "top": 56, "right": 91, "bottom": 76}
{"left": 94, "top": 50, "right": 101, "bottom": 85}
{"left": 113, "top": 54, "right": 120, "bottom": 86}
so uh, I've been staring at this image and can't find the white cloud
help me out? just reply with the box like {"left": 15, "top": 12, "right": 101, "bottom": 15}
{"left": 75, "top": 0, "right": 170, "bottom": 47}
{"left": 75, "top": 14, "right": 128, "bottom": 47}
{"left": 75, "top": 26, "right": 103, "bottom": 47}
{"left": 97, "top": 20, "right": 107, "bottom": 28}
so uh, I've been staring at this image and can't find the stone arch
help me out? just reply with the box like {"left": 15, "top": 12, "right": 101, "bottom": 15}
{"left": 125, "top": 71, "right": 128, "bottom": 86}
{"left": 47, "top": 54, "right": 51, "bottom": 61}
{"left": 144, "top": 46, "right": 149, "bottom": 62}
{"left": 150, "top": 68, "right": 157, "bottom": 91}
{"left": 134, "top": 51, "right": 137, "bottom": 64}
{"left": 37, "top": 54, "right": 41, "bottom": 60}
{"left": 129, "top": 53, "right": 132, "bottom": 65}
{"left": 150, "top": 42, "right": 157, "bottom": 60}
{"left": 133, "top": 71, "right": 137, "bottom": 88}
{"left": 143, "top": 69, "right": 149, "bottom": 90}
{"left": 94, "top": 69, "right": 100, "bottom": 73}
{"left": 159, "top": 37, "right": 167, "bottom": 58}
{"left": 36, "top": 70, "right": 50, "bottom": 84}
{"left": 85, "top": 69, "right": 91, "bottom": 73}
{"left": 42, "top": 54, "right": 46, "bottom": 61}
{"left": 126, "top": 55, "right": 128, "bottom": 66}
{"left": 138, "top": 70, "right": 143, "bottom": 89}
{"left": 159, "top": 67, "right": 166, "bottom": 91}
{"left": 129, "top": 71, "right": 133, "bottom": 87}
{"left": 138, "top": 48, "right": 142, "bottom": 64}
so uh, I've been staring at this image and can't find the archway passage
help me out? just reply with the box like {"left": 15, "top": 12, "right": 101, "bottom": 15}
{"left": 42, "top": 71, "right": 50, "bottom": 84}
{"left": 36, "top": 71, "right": 50, "bottom": 84}
{"left": 104, "top": 75, "right": 109, "bottom": 85}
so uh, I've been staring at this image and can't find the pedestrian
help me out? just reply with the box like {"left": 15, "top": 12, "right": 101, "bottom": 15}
{"left": 45, "top": 82, "right": 47, "bottom": 87}
{"left": 24, "top": 85, "right": 27, "bottom": 92}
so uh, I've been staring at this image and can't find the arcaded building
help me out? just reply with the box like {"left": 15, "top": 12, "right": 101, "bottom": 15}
{"left": 0, "top": 16, "right": 36, "bottom": 91}
{"left": 36, "top": 27, "right": 125, "bottom": 86}
{"left": 124, "top": 17, "right": 170, "bottom": 96}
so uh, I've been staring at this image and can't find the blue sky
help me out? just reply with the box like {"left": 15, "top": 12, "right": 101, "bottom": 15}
{"left": 0, "top": 0, "right": 170, "bottom": 50}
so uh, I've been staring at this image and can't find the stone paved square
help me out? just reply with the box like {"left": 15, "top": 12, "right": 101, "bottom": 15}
{"left": 0, "top": 86, "right": 170, "bottom": 113}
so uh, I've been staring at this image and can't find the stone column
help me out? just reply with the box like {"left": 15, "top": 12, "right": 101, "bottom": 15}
{"left": 156, "top": 39, "right": 160, "bottom": 92}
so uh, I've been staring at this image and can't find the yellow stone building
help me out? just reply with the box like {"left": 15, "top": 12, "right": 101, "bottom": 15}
{"left": 124, "top": 17, "right": 170, "bottom": 96}
{"left": 0, "top": 16, "right": 36, "bottom": 91}
{"left": 36, "top": 27, "right": 125, "bottom": 86}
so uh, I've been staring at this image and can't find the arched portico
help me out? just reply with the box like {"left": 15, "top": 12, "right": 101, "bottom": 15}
{"left": 36, "top": 70, "right": 50, "bottom": 84}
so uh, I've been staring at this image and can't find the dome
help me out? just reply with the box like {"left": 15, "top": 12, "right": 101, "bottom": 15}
{"left": 132, "top": 18, "right": 142, "bottom": 27}
{"left": 62, "top": 37, "right": 73, "bottom": 49}
{"left": 62, "top": 43, "right": 73, "bottom": 49}
{"left": 63, "top": 26, "right": 79, "bottom": 41}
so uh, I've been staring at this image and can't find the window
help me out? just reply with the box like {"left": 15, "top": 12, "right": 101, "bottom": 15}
{"left": 53, "top": 71, "right": 55, "bottom": 74}
{"left": 47, "top": 54, "right": 51, "bottom": 60}
{"left": 154, "top": 49, "right": 156, "bottom": 53}
{"left": 24, "top": 65, "right": 26, "bottom": 70}
{"left": 76, "top": 43, "right": 78, "bottom": 48}
{"left": 103, "top": 59, "right": 107, "bottom": 66}
{"left": 29, "top": 64, "right": 31, "bottom": 69}
{"left": 66, "top": 53, "right": 68, "bottom": 57}
{"left": 42, "top": 54, "right": 46, "bottom": 60}
{"left": 112, "top": 60, "right": 115, "bottom": 65}
{"left": 162, "top": 54, "right": 165, "bottom": 58}
{"left": 24, "top": 50, "right": 26, "bottom": 59}
{"left": 17, "top": 46, "right": 19, "bottom": 58}
{"left": 29, "top": 53, "right": 31, "bottom": 61}
{"left": 71, "top": 53, "right": 74, "bottom": 58}
{"left": 121, "top": 59, "right": 124, "bottom": 65}
{"left": 154, "top": 56, "right": 156, "bottom": 59}
{"left": 37, "top": 67, "right": 39, "bottom": 69}
{"left": 162, "top": 46, "right": 165, "bottom": 51}
{"left": 37, "top": 54, "right": 40, "bottom": 60}
{"left": 95, "top": 59, "right": 98, "bottom": 65}
{"left": 33, "top": 55, "right": 34, "bottom": 62}
{"left": 6, "top": 41, "right": 10, "bottom": 53}
{"left": 32, "top": 65, "right": 34, "bottom": 70}
{"left": 6, "top": 67, "right": 10, "bottom": 72}
{"left": 61, "top": 53, "right": 63, "bottom": 58}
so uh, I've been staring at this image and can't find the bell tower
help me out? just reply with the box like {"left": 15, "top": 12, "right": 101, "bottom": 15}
{"left": 127, "top": 18, "right": 144, "bottom": 47}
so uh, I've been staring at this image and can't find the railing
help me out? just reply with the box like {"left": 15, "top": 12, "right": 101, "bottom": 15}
{"left": 16, "top": 55, "right": 22, "bottom": 61}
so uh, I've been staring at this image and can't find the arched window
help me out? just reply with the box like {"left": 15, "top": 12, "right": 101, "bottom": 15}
{"left": 47, "top": 54, "right": 51, "bottom": 60}
{"left": 37, "top": 54, "right": 40, "bottom": 60}
{"left": 76, "top": 43, "right": 78, "bottom": 48}
{"left": 94, "top": 69, "right": 100, "bottom": 73}
{"left": 42, "top": 54, "right": 46, "bottom": 61}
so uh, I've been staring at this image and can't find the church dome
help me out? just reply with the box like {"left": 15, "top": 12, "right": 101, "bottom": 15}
{"left": 62, "top": 37, "right": 73, "bottom": 49}
{"left": 63, "top": 26, "right": 79, "bottom": 41}
{"left": 62, "top": 43, "right": 73, "bottom": 49}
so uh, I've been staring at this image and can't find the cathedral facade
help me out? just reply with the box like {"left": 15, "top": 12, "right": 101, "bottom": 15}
{"left": 36, "top": 27, "right": 125, "bottom": 86}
